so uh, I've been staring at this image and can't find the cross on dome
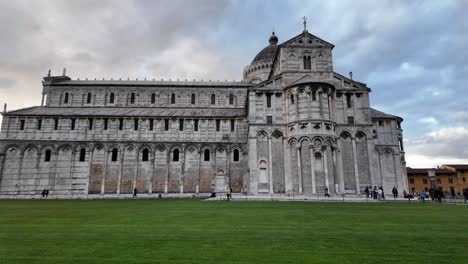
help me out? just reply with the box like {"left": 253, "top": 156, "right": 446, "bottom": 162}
{"left": 302, "top": 16, "right": 307, "bottom": 32}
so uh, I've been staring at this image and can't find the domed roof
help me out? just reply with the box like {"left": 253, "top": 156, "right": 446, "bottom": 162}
{"left": 251, "top": 32, "right": 278, "bottom": 65}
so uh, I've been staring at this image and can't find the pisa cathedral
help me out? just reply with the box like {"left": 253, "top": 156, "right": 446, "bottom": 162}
{"left": 0, "top": 27, "right": 408, "bottom": 197}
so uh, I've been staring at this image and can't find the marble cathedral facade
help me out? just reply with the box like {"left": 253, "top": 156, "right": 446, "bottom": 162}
{"left": 0, "top": 28, "right": 408, "bottom": 197}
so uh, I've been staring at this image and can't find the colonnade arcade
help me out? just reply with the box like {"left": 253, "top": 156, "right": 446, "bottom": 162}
{"left": 0, "top": 142, "right": 246, "bottom": 195}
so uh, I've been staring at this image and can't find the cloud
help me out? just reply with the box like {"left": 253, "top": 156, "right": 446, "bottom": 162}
{"left": 418, "top": 117, "right": 438, "bottom": 126}
{"left": 1, "top": 0, "right": 467, "bottom": 168}
{"left": 405, "top": 127, "right": 468, "bottom": 167}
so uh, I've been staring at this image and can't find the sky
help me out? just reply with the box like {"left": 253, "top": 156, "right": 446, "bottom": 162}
{"left": 0, "top": 0, "right": 467, "bottom": 168}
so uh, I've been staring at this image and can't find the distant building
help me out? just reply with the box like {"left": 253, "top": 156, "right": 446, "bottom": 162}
{"left": 440, "top": 165, "right": 468, "bottom": 195}
{"left": 0, "top": 26, "right": 407, "bottom": 197}
{"left": 407, "top": 167, "right": 462, "bottom": 197}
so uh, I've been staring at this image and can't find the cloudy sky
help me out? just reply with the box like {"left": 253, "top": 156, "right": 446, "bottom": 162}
{"left": 0, "top": 0, "right": 467, "bottom": 168}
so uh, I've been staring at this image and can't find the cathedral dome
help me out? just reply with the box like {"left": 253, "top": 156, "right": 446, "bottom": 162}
{"left": 251, "top": 32, "right": 278, "bottom": 65}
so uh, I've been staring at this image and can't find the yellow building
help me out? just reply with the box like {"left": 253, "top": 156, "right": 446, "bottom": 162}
{"left": 440, "top": 165, "right": 468, "bottom": 195}
{"left": 406, "top": 167, "right": 459, "bottom": 197}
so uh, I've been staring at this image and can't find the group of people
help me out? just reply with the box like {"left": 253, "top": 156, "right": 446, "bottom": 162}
{"left": 41, "top": 189, "right": 49, "bottom": 198}
{"left": 364, "top": 186, "right": 388, "bottom": 200}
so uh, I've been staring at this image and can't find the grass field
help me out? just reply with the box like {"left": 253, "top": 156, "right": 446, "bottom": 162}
{"left": 0, "top": 199, "right": 467, "bottom": 264}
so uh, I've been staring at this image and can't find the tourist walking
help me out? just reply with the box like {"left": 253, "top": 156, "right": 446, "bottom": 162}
{"left": 324, "top": 187, "right": 330, "bottom": 197}
{"left": 392, "top": 186, "right": 398, "bottom": 199}
{"left": 364, "top": 186, "right": 370, "bottom": 198}
{"left": 373, "top": 186, "right": 378, "bottom": 199}
{"left": 377, "top": 188, "right": 382, "bottom": 200}
{"left": 419, "top": 190, "right": 426, "bottom": 202}
{"left": 41, "top": 189, "right": 46, "bottom": 198}
{"left": 133, "top": 187, "right": 137, "bottom": 197}
{"left": 226, "top": 186, "right": 231, "bottom": 201}
{"left": 45, "top": 189, "right": 49, "bottom": 198}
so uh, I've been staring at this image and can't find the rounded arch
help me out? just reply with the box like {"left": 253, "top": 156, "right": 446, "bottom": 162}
{"left": 169, "top": 144, "right": 183, "bottom": 152}
{"left": 93, "top": 143, "right": 107, "bottom": 152}
{"left": 256, "top": 130, "right": 268, "bottom": 138}
{"left": 39, "top": 144, "right": 55, "bottom": 153}
{"left": 383, "top": 148, "right": 394, "bottom": 155}
{"left": 106, "top": 144, "right": 122, "bottom": 153}
{"left": 271, "top": 130, "right": 283, "bottom": 139}
{"left": 74, "top": 143, "right": 90, "bottom": 152}
{"left": 298, "top": 136, "right": 312, "bottom": 144}
{"left": 124, "top": 144, "right": 138, "bottom": 153}
{"left": 340, "top": 131, "right": 352, "bottom": 140}
{"left": 22, "top": 144, "right": 38, "bottom": 153}
{"left": 57, "top": 143, "right": 73, "bottom": 152}
{"left": 258, "top": 159, "right": 268, "bottom": 168}
{"left": 138, "top": 144, "right": 153, "bottom": 153}
{"left": 287, "top": 137, "right": 298, "bottom": 146}
{"left": 1, "top": 143, "right": 20, "bottom": 154}
{"left": 355, "top": 131, "right": 367, "bottom": 140}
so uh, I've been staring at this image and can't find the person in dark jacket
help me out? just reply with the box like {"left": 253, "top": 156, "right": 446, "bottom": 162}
{"left": 324, "top": 187, "right": 330, "bottom": 197}
{"left": 364, "top": 186, "right": 370, "bottom": 198}
{"left": 392, "top": 186, "right": 398, "bottom": 199}
{"left": 45, "top": 189, "right": 49, "bottom": 197}
{"left": 463, "top": 189, "right": 468, "bottom": 203}
{"left": 133, "top": 188, "right": 137, "bottom": 197}
{"left": 41, "top": 189, "right": 46, "bottom": 198}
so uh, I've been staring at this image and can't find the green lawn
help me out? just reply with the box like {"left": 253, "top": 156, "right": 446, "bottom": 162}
{"left": 0, "top": 199, "right": 467, "bottom": 264}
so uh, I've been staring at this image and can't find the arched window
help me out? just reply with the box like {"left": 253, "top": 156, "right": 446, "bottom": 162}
{"left": 303, "top": 56, "right": 311, "bottom": 70}
{"left": 191, "top": 94, "right": 196, "bottom": 105}
{"left": 173, "top": 149, "right": 179, "bottom": 162}
{"left": 79, "top": 148, "right": 86, "bottom": 162}
{"left": 111, "top": 148, "right": 118, "bottom": 162}
{"left": 86, "top": 93, "right": 92, "bottom": 104}
{"left": 171, "top": 93, "right": 176, "bottom": 104}
{"left": 204, "top": 149, "right": 210, "bottom": 161}
{"left": 211, "top": 94, "right": 216, "bottom": 105}
{"left": 233, "top": 149, "right": 239, "bottom": 162}
{"left": 151, "top": 93, "right": 156, "bottom": 104}
{"left": 134, "top": 118, "right": 139, "bottom": 131}
{"left": 109, "top": 92, "right": 115, "bottom": 104}
{"left": 229, "top": 94, "right": 234, "bottom": 105}
{"left": 44, "top": 149, "right": 52, "bottom": 162}
{"left": 142, "top": 149, "right": 149, "bottom": 162}
{"left": 290, "top": 94, "right": 295, "bottom": 104}
{"left": 64, "top": 93, "right": 69, "bottom": 104}
{"left": 130, "top": 93, "right": 135, "bottom": 104}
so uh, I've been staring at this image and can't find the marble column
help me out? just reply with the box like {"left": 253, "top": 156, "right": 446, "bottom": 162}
{"left": 336, "top": 148, "right": 345, "bottom": 194}
{"left": 309, "top": 147, "right": 316, "bottom": 194}
{"left": 164, "top": 148, "right": 170, "bottom": 193}
{"left": 323, "top": 146, "right": 329, "bottom": 190}
{"left": 351, "top": 138, "right": 360, "bottom": 195}
{"left": 149, "top": 151, "right": 155, "bottom": 194}
{"left": 268, "top": 136, "right": 273, "bottom": 194}
{"left": 296, "top": 146, "right": 302, "bottom": 193}
{"left": 117, "top": 148, "right": 125, "bottom": 194}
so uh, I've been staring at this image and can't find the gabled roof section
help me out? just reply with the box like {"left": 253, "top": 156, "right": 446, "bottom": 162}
{"left": 370, "top": 108, "right": 403, "bottom": 121}
{"left": 280, "top": 31, "right": 335, "bottom": 49}
{"left": 284, "top": 75, "right": 333, "bottom": 88}
{"left": 266, "top": 31, "right": 334, "bottom": 81}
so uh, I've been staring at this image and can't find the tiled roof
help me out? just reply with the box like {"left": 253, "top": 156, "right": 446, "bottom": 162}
{"left": 43, "top": 76, "right": 252, "bottom": 88}
{"left": 406, "top": 167, "right": 455, "bottom": 175}
{"left": 370, "top": 108, "right": 402, "bottom": 120}
{"left": 442, "top": 164, "right": 468, "bottom": 170}
{"left": 4, "top": 106, "right": 246, "bottom": 118}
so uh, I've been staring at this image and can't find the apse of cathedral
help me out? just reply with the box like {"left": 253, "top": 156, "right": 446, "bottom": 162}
{"left": 0, "top": 26, "right": 407, "bottom": 197}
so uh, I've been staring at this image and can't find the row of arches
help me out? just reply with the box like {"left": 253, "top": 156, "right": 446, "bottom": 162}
{"left": 56, "top": 90, "right": 245, "bottom": 107}
{"left": 0, "top": 143, "right": 247, "bottom": 196}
